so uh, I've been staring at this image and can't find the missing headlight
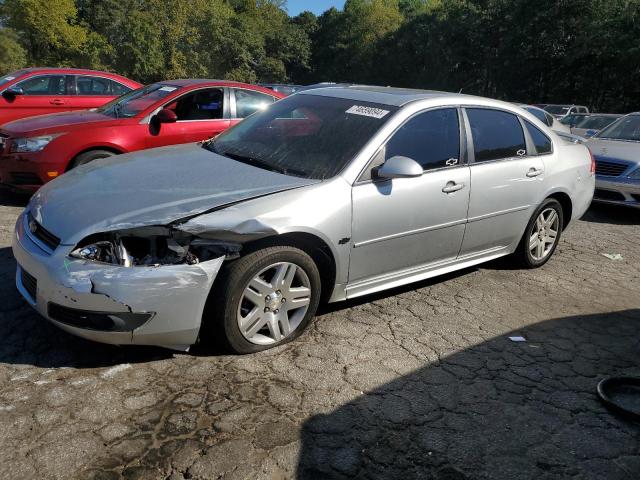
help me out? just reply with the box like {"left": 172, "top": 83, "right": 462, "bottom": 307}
{"left": 70, "top": 227, "right": 241, "bottom": 267}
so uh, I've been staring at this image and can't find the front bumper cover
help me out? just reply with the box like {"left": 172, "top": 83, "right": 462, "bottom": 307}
{"left": 594, "top": 176, "right": 640, "bottom": 208}
{"left": 12, "top": 212, "right": 225, "bottom": 351}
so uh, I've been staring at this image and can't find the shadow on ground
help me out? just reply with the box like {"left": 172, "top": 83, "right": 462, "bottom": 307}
{"left": 0, "top": 190, "right": 30, "bottom": 208}
{"left": 582, "top": 203, "right": 639, "bottom": 226}
{"left": 297, "top": 310, "right": 640, "bottom": 480}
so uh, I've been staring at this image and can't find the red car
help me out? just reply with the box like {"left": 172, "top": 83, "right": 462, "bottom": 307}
{"left": 0, "top": 68, "right": 141, "bottom": 125}
{"left": 0, "top": 80, "right": 284, "bottom": 192}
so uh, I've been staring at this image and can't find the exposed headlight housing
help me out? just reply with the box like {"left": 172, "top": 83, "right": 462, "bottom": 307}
{"left": 10, "top": 134, "right": 63, "bottom": 153}
{"left": 70, "top": 226, "right": 241, "bottom": 267}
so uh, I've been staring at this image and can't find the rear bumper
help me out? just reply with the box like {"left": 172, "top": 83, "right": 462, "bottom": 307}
{"left": 0, "top": 151, "right": 63, "bottom": 192}
{"left": 594, "top": 176, "right": 640, "bottom": 208}
{"left": 12, "top": 211, "right": 225, "bottom": 351}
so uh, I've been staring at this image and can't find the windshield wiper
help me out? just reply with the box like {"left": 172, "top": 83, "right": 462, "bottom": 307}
{"left": 218, "top": 151, "right": 307, "bottom": 177}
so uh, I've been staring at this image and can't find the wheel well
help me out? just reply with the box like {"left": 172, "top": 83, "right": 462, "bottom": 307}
{"left": 548, "top": 192, "right": 573, "bottom": 230}
{"left": 66, "top": 146, "right": 123, "bottom": 172}
{"left": 240, "top": 232, "right": 337, "bottom": 303}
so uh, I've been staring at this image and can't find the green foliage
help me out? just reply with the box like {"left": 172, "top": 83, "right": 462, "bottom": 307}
{"left": 0, "top": 28, "right": 27, "bottom": 73}
{"left": 1, "top": 0, "right": 638, "bottom": 111}
{"left": 2, "top": 0, "right": 90, "bottom": 65}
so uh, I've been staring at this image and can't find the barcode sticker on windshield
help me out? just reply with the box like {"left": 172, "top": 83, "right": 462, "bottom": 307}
{"left": 159, "top": 86, "right": 177, "bottom": 92}
{"left": 346, "top": 105, "right": 390, "bottom": 119}
{"left": 3, "top": 77, "right": 15, "bottom": 81}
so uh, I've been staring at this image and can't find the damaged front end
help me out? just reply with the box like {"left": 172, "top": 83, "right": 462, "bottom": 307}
{"left": 69, "top": 225, "right": 242, "bottom": 267}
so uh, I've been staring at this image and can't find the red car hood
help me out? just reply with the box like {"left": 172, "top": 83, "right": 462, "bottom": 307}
{"left": 1, "top": 110, "right": 119, "bottom": 135}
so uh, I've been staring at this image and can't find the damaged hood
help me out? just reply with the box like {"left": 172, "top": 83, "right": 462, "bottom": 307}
{"left": 29, "top": 143, "right": 318, "bottom": 245}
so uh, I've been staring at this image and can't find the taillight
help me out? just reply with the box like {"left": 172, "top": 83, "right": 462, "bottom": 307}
{"left": 588, "top": 148, "right": 596, "bottom": 175}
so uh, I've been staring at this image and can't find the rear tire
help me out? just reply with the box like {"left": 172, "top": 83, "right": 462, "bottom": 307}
{"left": 204, "top": 246, "right": 321, "bottom": 354}
{"left": 68, "top": 149, "right": 116, "bottom": 170}
{"left": 511, "top": 198, "right": 563, "bottom": 268}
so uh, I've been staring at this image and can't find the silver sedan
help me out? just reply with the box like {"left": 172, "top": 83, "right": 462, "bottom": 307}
{"left": 13, "top": 87, "right": 595, "bottom": 353}
{"left": 588, "top": 113, "right": 640, "bottom": 208}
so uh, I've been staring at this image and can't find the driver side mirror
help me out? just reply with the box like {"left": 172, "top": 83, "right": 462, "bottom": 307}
{"left": 375, "top": 155, "right": 423, "bottom": 180}
{"left": 2, "top": 87, "right": 24, "bottom": 99}
{"left": 154, "top": 108, "right": 177, "bottom": 124}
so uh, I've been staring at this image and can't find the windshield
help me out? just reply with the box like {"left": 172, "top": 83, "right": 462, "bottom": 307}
{"left": 97, "top": 83, "right": 179, "bottom": 118}
{"left": 544, "top": 105, "right": 571, "bottom": 115}
{"left": 206, "top": 94, "right": 398, "bottom": 180}
{"left": 0, "top": 70, "right": 25, "bottom": 88}
{"left": 596, "top": 115, "right": 640, "bottom": 141}
{"left": 575, "top": 115, "right": 619, "bottom": 130}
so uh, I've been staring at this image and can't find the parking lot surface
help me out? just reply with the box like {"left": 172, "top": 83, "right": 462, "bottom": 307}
{"left": 0, "top": 196, "right": 638, "bottom": 480}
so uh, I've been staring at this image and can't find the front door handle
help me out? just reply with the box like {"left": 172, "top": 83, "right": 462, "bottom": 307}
{"left": 526, "top": 168, "right": 544, "bottom": 178}
{"left": 442, "top": 181, "right": 465, "bottom": 193}
{"left": 50, "top": 99, "right": 65, "bottom": 105}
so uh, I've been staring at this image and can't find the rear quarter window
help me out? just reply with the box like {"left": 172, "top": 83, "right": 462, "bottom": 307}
{"left": 524, "top": 120, "right": 552, "bottom": 155}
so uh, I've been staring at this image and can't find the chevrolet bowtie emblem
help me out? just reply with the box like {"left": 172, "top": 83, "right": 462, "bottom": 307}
{"left": 28, "top": 218, "right": 38, "bottom": 234}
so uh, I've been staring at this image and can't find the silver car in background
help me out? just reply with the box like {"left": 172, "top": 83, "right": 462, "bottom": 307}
{"left": 13, "top": 87, "right": 595, "bottom": 353}
{"left": 570, "top": 114, "right": 621, "bottom": 138}
{"left": 544, "top": 104, "right": 590, "bottom": 119}
{"left": 518, "top": 104, "right": 571, "bottom": 134}
{"left": 588, "top": 113, "right": 640, "bottom": 208}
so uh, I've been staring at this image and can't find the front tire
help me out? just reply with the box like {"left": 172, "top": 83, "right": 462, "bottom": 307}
{"left": 68, "top": 149, "right": 116, "bottom": 170}
{"left": 205, "top": 246, "right": 321, "bottom": 354}
{"left": 512, "top": 198, "right": 563, "bottom": 268}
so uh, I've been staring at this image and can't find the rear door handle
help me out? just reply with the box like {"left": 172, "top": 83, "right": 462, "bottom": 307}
{"left": 50, "top": 99, "right": 65, "bottom": 105}
{"left": 442, "top": 181, "right": 465, "bottom": 193}
{"left": 526, "top": 168, "right": 544, "bottom": 178}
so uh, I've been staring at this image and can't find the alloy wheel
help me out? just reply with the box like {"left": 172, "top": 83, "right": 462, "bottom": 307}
{"left": 529, "top": 207, "right": 560, "bottom": 261}
{"left": 237, "top": 262, "right": 312, "bottom": 345}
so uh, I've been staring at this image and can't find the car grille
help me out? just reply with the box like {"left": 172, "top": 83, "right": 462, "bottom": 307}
{"left": 594, "top": 189, "right": 626, "bottom": 201}
{"left": 27, "top": 212, "right": 61, "bottom": 251}
{"left": 594, "top": 158, "right": 629, "bottom": 177}
{"left": 20, "top": 267, "right": 37, "bottom": 301}
{"left": 10, "top": 172, "right": 43, "bottom": 186}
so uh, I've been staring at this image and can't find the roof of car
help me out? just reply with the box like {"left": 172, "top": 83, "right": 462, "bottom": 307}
{"left": 19, "top": 67, "right": 133, "bottom": 78}
{"left": 299, "top": 85, "right": 462, "bottom": 107}
{"left": 158, "top": 79, "right": 283, "bottom": 96}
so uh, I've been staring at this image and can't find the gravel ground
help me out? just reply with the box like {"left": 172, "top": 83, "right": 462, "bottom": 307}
{"left": 0, "top": 195, "right": 638, "bottom": 480}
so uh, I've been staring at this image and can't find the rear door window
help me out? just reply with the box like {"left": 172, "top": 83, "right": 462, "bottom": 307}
{"left": 17, "top": 75, "right": 67, "bottom": 95}
{"left": 466, "top": 108, "right": 526, "bottom": 162}
{"left": 76, "top": 76, "right": 132, "bottom": 96}
{"left": 234, "top": 89, "right": 276, "bottom": 118}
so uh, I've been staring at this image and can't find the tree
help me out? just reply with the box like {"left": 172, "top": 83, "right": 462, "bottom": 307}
{"left": 0, "top": 28, "right": 27, "bottom": 73}
{"left": 1, "top": 0, "right": 90, "bottom": 65}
